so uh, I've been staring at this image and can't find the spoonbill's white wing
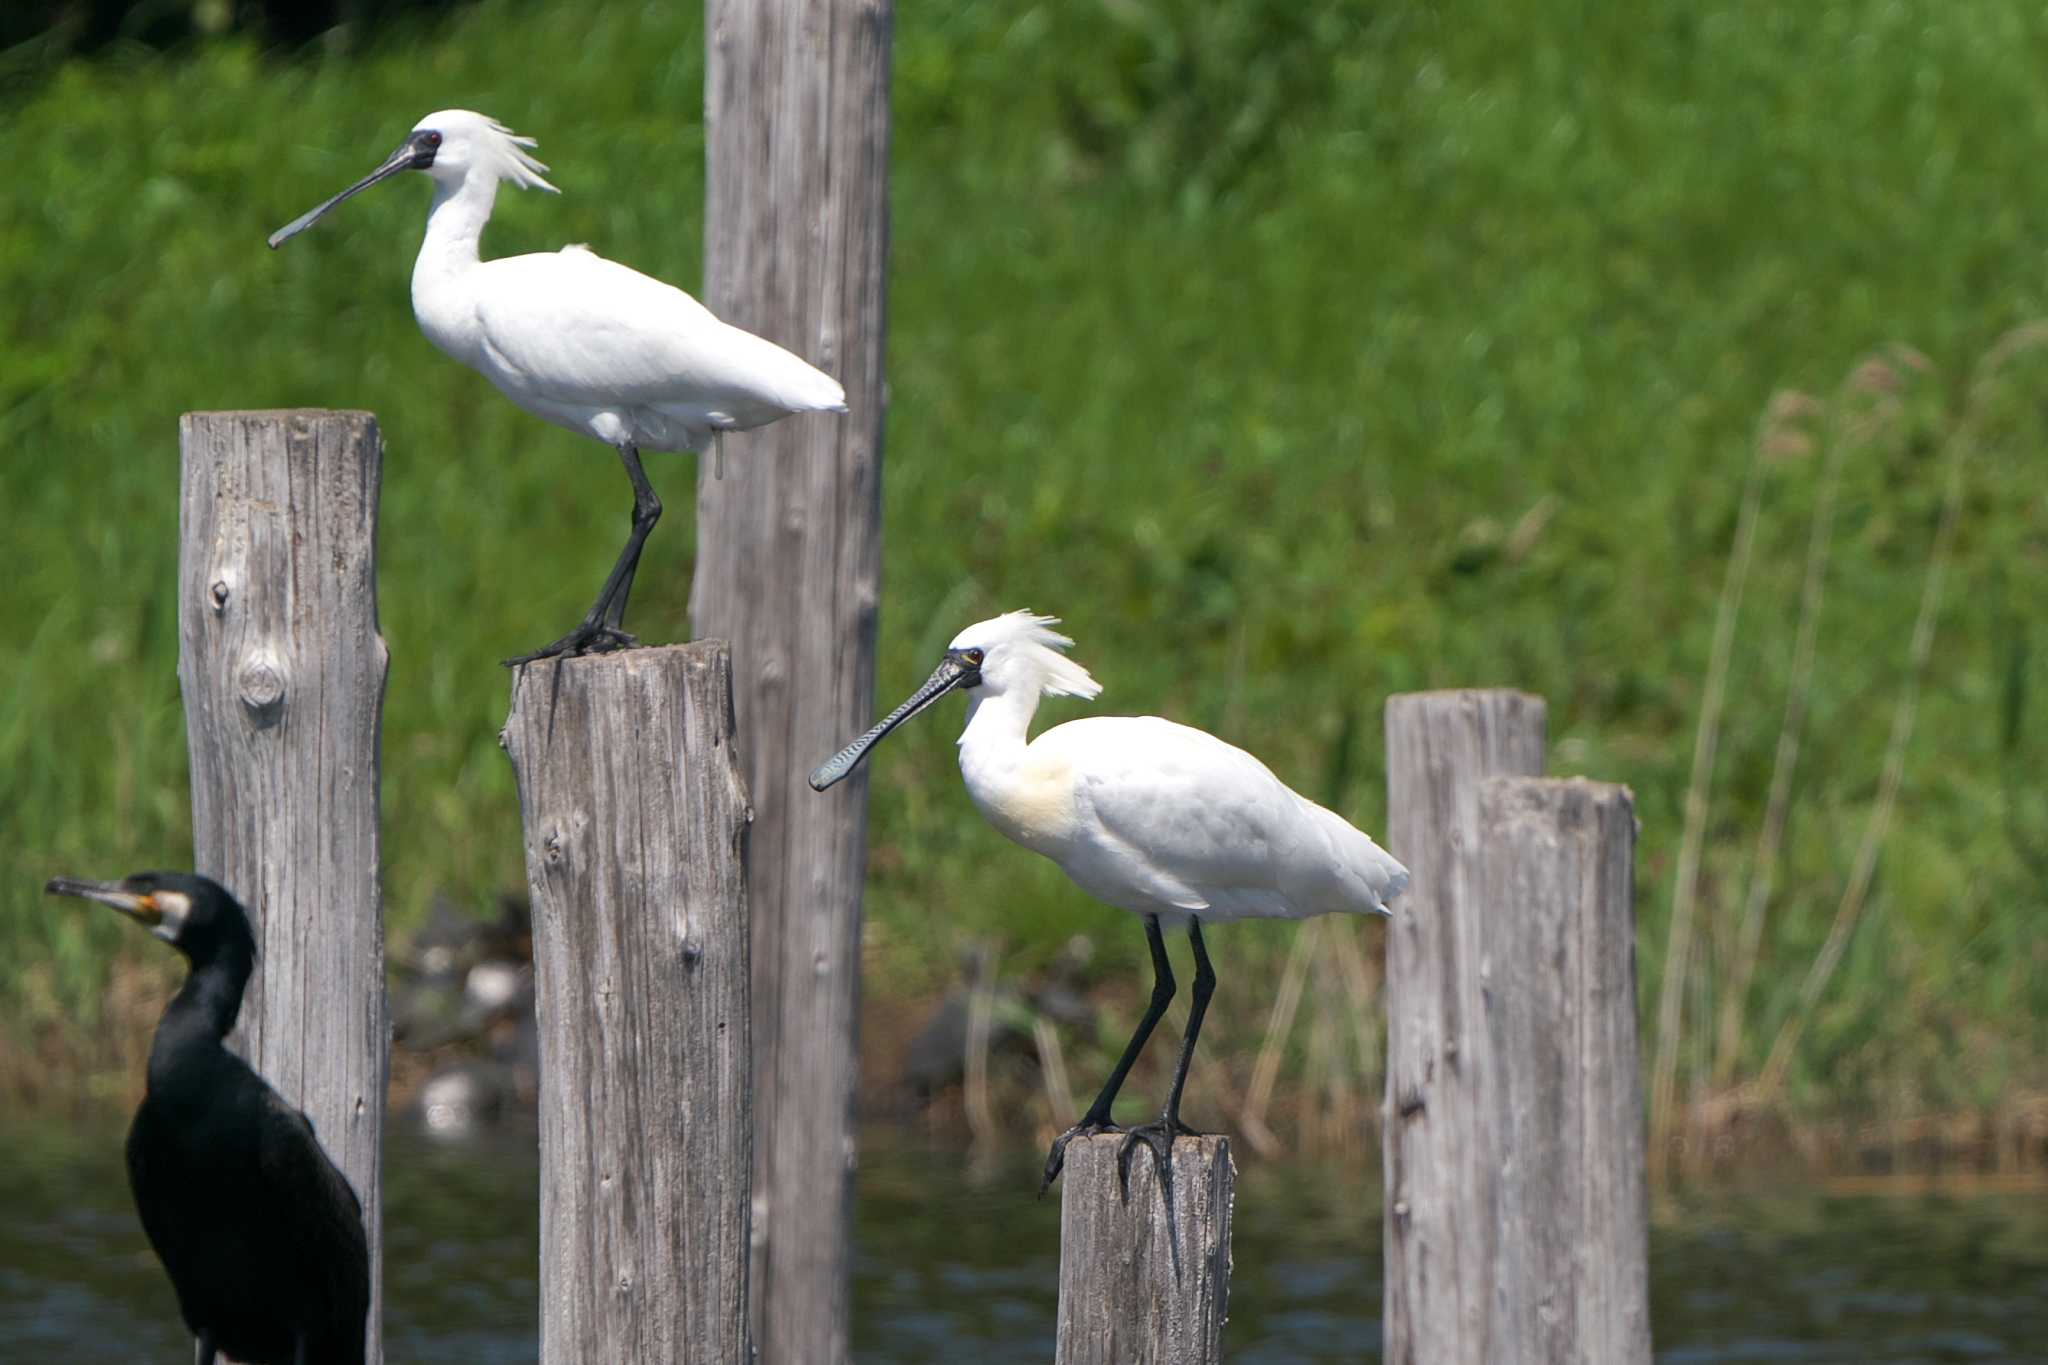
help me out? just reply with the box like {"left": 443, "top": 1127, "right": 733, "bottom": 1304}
{"left": 1038, "top": 716, "right": 1409, "bottom": 923}
{"left": 469, "top": 248, "right": 847, "bottom": 438}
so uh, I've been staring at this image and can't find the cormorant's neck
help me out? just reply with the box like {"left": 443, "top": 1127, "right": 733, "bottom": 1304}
{"left": 148, "top": 943, "right": 253, "bottom": 1088}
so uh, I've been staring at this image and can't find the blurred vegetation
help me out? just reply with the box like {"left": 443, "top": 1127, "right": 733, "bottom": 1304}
{"left": 1, "top": 0, "right": 2043, "bottom": 1150}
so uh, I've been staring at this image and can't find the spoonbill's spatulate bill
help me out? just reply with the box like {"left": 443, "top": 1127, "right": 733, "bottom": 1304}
{"left": 811, "top": 613, "right": 1410, "bottom": 1195}
{"left": 269, "top": 110, "right": 849, "bottom": 664}
{"left": 45, "top": 873, "right": 370, "bottom": 1365}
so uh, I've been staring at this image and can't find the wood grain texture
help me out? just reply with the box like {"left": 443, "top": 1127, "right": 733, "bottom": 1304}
{"left": 696, "top": 2, "right": 892, "bottom": 1360}
{"left": 502, "top": 643, "right": 754, "bottom": 1365}
{"left": 1054, "top": 1134, "right": 1233, "bottom": 1365}
{"left": 1381, "top": 690, "right": 1547, "bottom": 1365}
{"left": 1475, "top": 778, "right": 1650, "bottom": 1364}
{"left": 177, "top": 409, "right": 388, "bottom": 1364}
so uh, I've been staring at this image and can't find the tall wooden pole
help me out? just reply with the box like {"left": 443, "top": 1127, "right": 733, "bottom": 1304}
{"left": 697, "top": 2, "right": 891, "bottom": 1359}
{"left": 503, "top": 644, "right": 753, "bottom": 1363}
{"left": 178, "top": 409, "right": 388, "bottom": 1363}
{"left": 1381, "top": 689, "right": 1546, "bottom": 1364}
{"left": 1054, "top": 1134, "right": 1234, "bottom": 1365}
{"left": 1474, "top": 777, "right": 1651, "bottom": 1361}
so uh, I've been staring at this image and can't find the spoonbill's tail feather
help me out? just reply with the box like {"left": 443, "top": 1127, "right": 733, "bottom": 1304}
{"left": 1298, "top": 798, "right": 1410, "bottom": 916}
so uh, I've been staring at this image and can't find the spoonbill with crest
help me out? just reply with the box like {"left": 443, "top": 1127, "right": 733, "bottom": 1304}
{"left": 268, "top": 110, "right": 848, "bottom": 664}
{"left": 810, "top": 613, "right": 1409, "bottom": 1196}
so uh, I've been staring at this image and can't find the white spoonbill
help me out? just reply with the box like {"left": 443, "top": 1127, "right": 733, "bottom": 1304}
{"left": 268, "top": 110, "right": 848, "bottom": 664}
{"left": 810, "top": 612, "right": 1410, "bottom": 1195}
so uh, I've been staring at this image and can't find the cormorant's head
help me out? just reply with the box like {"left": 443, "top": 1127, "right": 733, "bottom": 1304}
{"left": 45, "top": 871, "right": 254, "bottom": 964}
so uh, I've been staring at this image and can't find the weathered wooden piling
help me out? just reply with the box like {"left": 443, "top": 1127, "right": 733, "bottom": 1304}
{"left": 1474, "top": 777, "right": 1650, "bottom": 1360}
{"left": 177, "top": 409, "right": 389, "bottom": 1363}
{"left": 696, "top": 1, "right": 894, "bottom": 1358}
{"left": 1382, "top": 689, "right": 1546, "bottom": 1363}
{"left": 1054, "top": 1134, "right": 1233, "bottom": 1365}
{"left": 1382, "top": 692, "right": 1652, "bottom": 1363}
{"left": 502, "top": 643, "right": 753, "bottom": 1364}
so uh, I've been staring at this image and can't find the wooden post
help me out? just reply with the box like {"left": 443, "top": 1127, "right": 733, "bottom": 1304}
{"left": 177, "top": 409, "right": 388, "bottom": 1363}
{"left": 1474, "top": 777, "right": 1650, "bottom": 1361}
{"left": 502, "top": 644, "right": 753, "bottom": 1364}
{"left": 696, "top": 1, "right": 892, "bottom": 1359}
{"left": 1054, "top": 1134, "right": 1233, "bottom": 1365}
{"left": 1382, "top": 690, "right": 1546, "bottom": 1364}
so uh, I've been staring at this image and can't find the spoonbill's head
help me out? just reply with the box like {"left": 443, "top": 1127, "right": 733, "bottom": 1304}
{"left": 44, "top": 871, "right": 253, "bottom": 964}
{"left": 809, "top": 612, "right": 1101, "bottom": 791}
{"left": 268, "top": 109, "right": 556, "bottom": 249}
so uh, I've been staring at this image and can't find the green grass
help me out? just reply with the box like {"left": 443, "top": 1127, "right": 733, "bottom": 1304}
{"left": 2, "top": 0, "right": 2044, "bottom": 1134}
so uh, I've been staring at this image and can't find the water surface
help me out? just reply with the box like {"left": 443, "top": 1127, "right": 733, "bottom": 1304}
{"left": 1, "top": 1118, "right": 2042, "bottom": 1361}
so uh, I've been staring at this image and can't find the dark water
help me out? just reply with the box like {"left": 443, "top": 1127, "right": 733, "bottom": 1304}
{"left": 3, "top": 1118, "right": 2044, "bottom": 1362}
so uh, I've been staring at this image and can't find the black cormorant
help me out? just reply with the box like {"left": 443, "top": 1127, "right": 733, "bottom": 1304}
{"left": 47, "top": 872, "right": 370, "bottom": 1365}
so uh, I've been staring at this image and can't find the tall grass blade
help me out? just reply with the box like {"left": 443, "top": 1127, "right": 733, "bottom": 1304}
{"left": 1759, "top": 324, "right": 2048, "bottom": 1099}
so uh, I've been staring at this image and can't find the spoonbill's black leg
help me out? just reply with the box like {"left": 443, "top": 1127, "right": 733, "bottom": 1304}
{"left": 505, "top": 442, "right": 661, "bottom": 665}
{"left": 598, "top": 442, "right": 662, "bottom": 632}
{"left": 1117, "top": 915, "right": 1215, "bottom": 1203}
{"left": 1039, "top": 913, "right": 1176, "bottom": 1196}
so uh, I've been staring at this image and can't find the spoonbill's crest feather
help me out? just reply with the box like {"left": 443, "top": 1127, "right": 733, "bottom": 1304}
{"left": 416, "top": 110, "right": 558, "bottom": 194}
{"left": 950, "top": 611, "right": 1103, "bottom": 700}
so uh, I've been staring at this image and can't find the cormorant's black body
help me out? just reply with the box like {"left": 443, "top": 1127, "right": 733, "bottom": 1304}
{"left": 49, "top": 872, "right": 369, "bottom": 1365}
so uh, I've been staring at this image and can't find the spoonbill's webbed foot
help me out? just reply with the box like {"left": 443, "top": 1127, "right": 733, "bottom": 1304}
{"left": 1039, "top": 1112, "right": 1124, "bottom": 1197}
{"left": 502, "top": 621, "right": 638, "bottom": 667}
{"left": 1037, "top": 913, "right": 1179, "bottom": 1196}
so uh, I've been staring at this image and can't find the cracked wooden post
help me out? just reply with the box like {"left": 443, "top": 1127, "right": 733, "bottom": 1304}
{"left": 1474, "top": 777, "right": 1650, "bottom": 1361}
{"left": 1054, "top": 1133, "right": 1233, "bottom": 1364}
{"left": 696, "top": 1, "right": 893, "bottom": 1358}
{"left": 1382, "top": 690, "right": 1546, "bottom": 1364}
{"left": 503, "top": 643, "right": 753, "bottom": 1363}
{"left": 178, "top": 409, "right": 389, "bottom": 1363}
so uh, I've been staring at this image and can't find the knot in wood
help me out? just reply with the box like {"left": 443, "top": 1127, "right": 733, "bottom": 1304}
{"left": 209, "top": 579, "right": 232, "bottom": 613}
{"left": 237, "top": 652, "right": 287, "bottom": 725}
{"left": 543, "top": 828, "right": 566, "bottom": 866}
{"left": 680, "top": 938, "right": 705, "bottom": 966}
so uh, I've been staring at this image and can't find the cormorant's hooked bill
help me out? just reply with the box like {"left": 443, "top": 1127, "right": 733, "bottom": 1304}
{"left": 45, "top": 875, "right": 162, "bottom": 927}
{"left": 268, "top": 129, "right": 442, "bottom": 249}
{"left": 809, "top": 650, "right": 982, "bottom": 791}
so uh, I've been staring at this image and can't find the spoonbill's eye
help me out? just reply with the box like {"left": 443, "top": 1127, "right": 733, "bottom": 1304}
{"left": 963, "top": 648, "right": 985, "bottom": 667}
{"left": 422, "top": 131, "right": 442, "bottom": 148}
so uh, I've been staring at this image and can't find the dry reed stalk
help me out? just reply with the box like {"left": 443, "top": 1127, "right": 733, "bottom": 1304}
{"left": 1757, "top": 324, "right": 2048, "bottom": 1101}
{"left": 1032, "top": 1015, "right": 1077, "bottom": 1133}
{"left": 1327, "top": 917, "right": 1383, "bottom": 1094}
{"left": 1714, "top": 357, "right": 1923, "bottom": 1085}
{"left": 1239, "top": 918, "right": 1319, "bottom": 1156}
{"left": 1649, "top": 402, "right": 1774, "bottom": 1160}
{"left": 1308, "top": 936, "right": 1358, "bottom": 1151}
{"left": 964, "top": 942, "right": 998, "bottom": 1145}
